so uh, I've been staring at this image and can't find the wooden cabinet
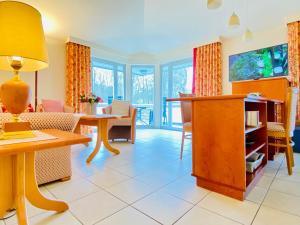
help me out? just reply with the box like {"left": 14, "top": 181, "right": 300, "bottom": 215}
{"left": 191, "top": 95, "right": 267, "bottom": 200}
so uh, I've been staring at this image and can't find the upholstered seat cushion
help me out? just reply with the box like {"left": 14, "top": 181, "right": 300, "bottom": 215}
{"left": 111, "top": 100, "right": 130, "bottom": 116}
{"left": 267, "top": 122, "right": 292, "bottom": 137}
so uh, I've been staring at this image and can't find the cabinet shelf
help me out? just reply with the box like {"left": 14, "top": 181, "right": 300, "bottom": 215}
{"left": 246, "top": 162, "right": 266, "bottom": 188}
{"left": 245, "top": 142, "right": 266, "bottom": 159}
{"left": 245, "top": 125, "right": 265, "bottom": 134}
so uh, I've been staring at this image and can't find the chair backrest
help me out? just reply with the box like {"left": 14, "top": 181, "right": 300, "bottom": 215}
{"left": 286, "top": 87, "right": 299, "bottom": 136}
{"left": 179, "top": 92, "right": 195, "bottom": 124}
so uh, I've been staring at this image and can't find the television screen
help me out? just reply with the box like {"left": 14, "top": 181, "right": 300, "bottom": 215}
{"left": 229, "top": 43, "right": 288, "bottom": 81}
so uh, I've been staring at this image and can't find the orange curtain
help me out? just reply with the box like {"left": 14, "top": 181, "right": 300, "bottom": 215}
{"left": 65, "top": 42, "right": 91, "bottom": 113}
{"left": 288, "top": 21, "right": 300, "bottom": 118}
{"left": 192, "top": 42, "right": 222, "bottom": 96}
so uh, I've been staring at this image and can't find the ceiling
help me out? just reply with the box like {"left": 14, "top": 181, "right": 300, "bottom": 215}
{"left": 12, "top": 0, "right": 300, "bottom": 55}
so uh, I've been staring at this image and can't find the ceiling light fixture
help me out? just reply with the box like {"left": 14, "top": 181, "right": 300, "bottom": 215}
{"left": 243, "top": 0, "right": 253, "bottom": 41}
{"left": 207, "top": 0, "right": 222, "bottom": 9}
{"left": 243, "top": 29, "right": 253, "bottom": 41}
{"left": 228, "top": 12, "right": 240, "bottom": 28}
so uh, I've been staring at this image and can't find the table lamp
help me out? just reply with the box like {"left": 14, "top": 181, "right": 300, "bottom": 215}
{"left": 0, "top": 1, "right": 48, "bottom": 122}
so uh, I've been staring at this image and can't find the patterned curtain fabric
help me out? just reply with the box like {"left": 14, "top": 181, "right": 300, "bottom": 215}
{"left": 287, "top": 21, "right": 300, "bottom": 119}
{"left": 65, "top": 42, "right": 91, "bottom": 113}
{"left": 192, "top": 42, "right": 222, "bottom": 96}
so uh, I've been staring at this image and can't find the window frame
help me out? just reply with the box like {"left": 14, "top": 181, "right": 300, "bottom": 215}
{"left": 91, "top": 57, "right": 126, "bottom": 102}
{"left": 131, "top": 64, "right": 156, "bottom": 128}
{"left": 160, "top": 58, "right": 193, "bottom": 130}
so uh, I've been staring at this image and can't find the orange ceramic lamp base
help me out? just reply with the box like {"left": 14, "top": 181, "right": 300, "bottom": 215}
{"left": 0, "top": 74, "right": 30, "bottom": 121}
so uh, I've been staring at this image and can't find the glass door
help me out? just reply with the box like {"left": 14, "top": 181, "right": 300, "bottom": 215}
{"left": 92, "top": 58, "right": 125, "bottom": 114}
{"left": 161, "top": 59, "right": 193, "bottom": 130}
{"left": 131, "top": 65, "right": 155, "bottom": 127}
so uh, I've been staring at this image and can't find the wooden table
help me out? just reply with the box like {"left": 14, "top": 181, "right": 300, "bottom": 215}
{"left": 74, "top": 115, "right": 121, "bottom": 163}
{"left": 0, "top": 129, "right": 91, "bottom": 225}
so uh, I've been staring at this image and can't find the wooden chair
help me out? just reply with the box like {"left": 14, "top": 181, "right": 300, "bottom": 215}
{"left": 179, "top": 92, "right": 195, "bottom": 159}
{"left": 267, "top": 87, "right": 299, "bottom": 175}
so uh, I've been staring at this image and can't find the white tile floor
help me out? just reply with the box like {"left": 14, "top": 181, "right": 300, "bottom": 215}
{"left": 3, "top": 129, "right": 300, "bottom": 225}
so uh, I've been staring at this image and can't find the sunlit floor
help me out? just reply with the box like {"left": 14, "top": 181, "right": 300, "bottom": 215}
{"left": 3, "top": 129, "right": 300, "bottom": 225}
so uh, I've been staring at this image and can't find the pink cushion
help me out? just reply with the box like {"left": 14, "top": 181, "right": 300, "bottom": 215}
{"left": 42, "top": 99, "right": 64, "bottom": 112}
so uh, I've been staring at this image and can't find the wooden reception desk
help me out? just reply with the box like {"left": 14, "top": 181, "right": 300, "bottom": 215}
{"left": 168, "top": 95, "right": 274, "bottom": 200}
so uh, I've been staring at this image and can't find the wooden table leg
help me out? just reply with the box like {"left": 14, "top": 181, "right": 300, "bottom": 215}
{"left": 25, "top": 152, "right": 68, "bottom": 212}
{"left": 14, "top": 153, "right": 28, "bottom": 225}
{"left": 0, "top": 156, "right": 14, "bottom": 219}
{"left": 86, "top": 121, "right": 103, "bottom": 163}
{"left": 74, "top": 123, "right": 89, "bottom": 147}
{"left": 101, "top": 119, "right": 120, "bottom": 155}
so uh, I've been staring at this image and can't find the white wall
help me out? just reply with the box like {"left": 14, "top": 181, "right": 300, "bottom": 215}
{"left": 222, "top": 25, "right": 288, "bottom": 94}
{"left": 0, "top": 37, "right": 66, "bottom": 104}
{"left": 38, "top": 37, "right": 66, "bottom": 102}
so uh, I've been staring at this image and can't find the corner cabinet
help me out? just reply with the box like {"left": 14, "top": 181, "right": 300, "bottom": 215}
{"left": 191, "top": 95, "right": 267, "bottom": 200}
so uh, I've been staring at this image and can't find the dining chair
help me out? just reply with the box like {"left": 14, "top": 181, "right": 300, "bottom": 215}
{"left": 267, "top": 87, "right": 299, "bottom": 175}
{"left": 179, "top": 92, "right": 195, "bottom": 159}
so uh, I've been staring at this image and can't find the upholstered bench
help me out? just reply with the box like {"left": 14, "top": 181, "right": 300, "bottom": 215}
{"left": 0, "top": 112, "right": 80, "bottom": 185}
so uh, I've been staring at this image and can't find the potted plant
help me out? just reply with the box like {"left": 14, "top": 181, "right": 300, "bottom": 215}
{"left": 80, "top": 93, "right": 103, "bottom": 115}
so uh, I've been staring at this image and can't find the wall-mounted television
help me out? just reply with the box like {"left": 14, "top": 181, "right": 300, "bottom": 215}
{"left": 229, "top": 43, "right": 288, "bottom": 81}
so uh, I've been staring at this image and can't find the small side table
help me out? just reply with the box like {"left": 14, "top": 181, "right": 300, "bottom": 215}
{"left": 0, "top": 129, "right": 91, "bottom": 225}
{"left": 74, "top": 115, "right": 122, "bottom": 163}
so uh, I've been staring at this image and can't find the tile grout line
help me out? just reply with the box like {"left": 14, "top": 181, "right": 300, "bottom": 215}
{"left": 197, "top": 206, "right": 244, "bottom": 225}
{"left": 129, "top": 205, "right": 163, "bottom": 225}
{"left": 45, "top": 180, "right": 101, "bottom": 204}
{"left": 90, "top": 204, "right": 129, "bottom": 225}
{"left": 70, "top": 137, "right": 196, "bottom": 224}
{"left": 189, "top": 193, "right": 245, "bottom": 225}
{"left": 171, "top": 206, "right": 195, "bottom": 225}
{"left": 63, "top": 175, "right": 131, "bottom": 225}
{"left": 93, "top": 174, "right": 195, "bottom": 224}
{"left": 250, "top": 155, "right": 284, "bottom": 225}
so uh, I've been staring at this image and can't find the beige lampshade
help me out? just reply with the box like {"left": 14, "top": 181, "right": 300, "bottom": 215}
{"left": 0, "top": 1, "right": 48, "bottom": 72}
{"left": 228, "top": 12, "right": 240, "bottom": 28}
{"left": 207, "top": 0, "right": 222, "bottom": 9}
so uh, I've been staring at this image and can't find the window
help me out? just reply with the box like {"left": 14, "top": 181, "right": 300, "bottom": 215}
{"left": 92, "top": 58, "right": 125, "bottom": 104}
{"left": 161, "top": 59, "right": 193, "bottom": 129}
{"left": 131, "top": 65, "right": 155, "bottom": 127}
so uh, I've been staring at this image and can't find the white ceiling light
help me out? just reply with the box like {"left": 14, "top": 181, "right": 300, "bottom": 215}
{"left": 207, "top": 0, "right": 222, "bottom": 9}
{"left": 243, "top": 28, "right": 253, "bottom": 41}
{"left": 228, "top": 12, "right": 240, "bottom": 28}
{"left": 243, "top": 0, "right": 253, "bottom": 41}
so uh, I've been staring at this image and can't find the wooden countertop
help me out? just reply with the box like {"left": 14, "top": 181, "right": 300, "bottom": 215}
{"left": 167, "top": 94, "right": 264, "bottom": 101}
{"left": 167, "top": 94, "right": 284, "bottom": 104}
{"left": 0, "top": 129, "right": 91, "bottom": 156}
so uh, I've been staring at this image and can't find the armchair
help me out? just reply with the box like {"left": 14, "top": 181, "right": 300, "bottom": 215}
{"left": 102, "top": 104, "right": 137, "bottom": 144}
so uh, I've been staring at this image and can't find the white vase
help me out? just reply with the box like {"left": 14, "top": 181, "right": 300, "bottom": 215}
{"left": 82, "top": 103, "right": 97, "bottom": 115}
{"left": 91, "top": 103, "right": 97, "bottom": 115}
